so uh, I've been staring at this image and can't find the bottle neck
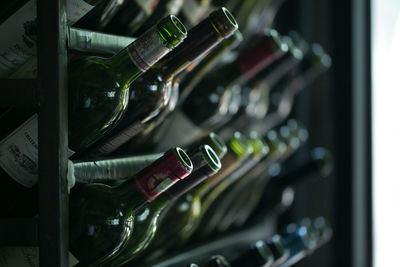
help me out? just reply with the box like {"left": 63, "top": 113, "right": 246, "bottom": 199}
{"left": 179, "top": 33, "right": 241, "bottom": 102}
{"left": 107, "top": 25, "right": 174, "bottom": 82}
{"left": 106, "top": 48, "right": 143, "bottom": 85}
{"left": 118, "top": 148, "right": 191, "bottom": 203}
{"left": 156, "top": 17, "right": 225, "bottom": 80}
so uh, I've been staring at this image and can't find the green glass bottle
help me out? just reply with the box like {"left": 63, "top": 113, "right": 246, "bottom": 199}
{"left": 69, "top": 147, "right": 193, "bottom": 266}
{"left": 178, "top": 30, "right": 244, "bottom": 105}
{"left": 229, "top": 123, "right": 309, "bottom": 229}
{"left": 0, "top": 0, "right": 105, "bottom": 78}
{"left": 68, "top": 15, "right": 187, "bottom": 152}
{"left": 0, "top": 15, "right": 187, "bottom": 218}
{"left": 121, "top": 31, "right": 243, "bottom": 155}
{"left": 105, "top": 145, "right": 221, "bottom": 266}
{"left": 144, "top": 132, "right": 253, "bottom": 258}
{"left": 197, "top": 133, "right": 269, "bottom": 236}
{"left": 156, "top": 29, "right": 287, "bottom": 151}
{"left": 82, "top": 7, "right": 238, "bottom": 157}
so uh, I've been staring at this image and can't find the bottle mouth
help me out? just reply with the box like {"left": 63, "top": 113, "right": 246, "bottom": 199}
{"left": 249, "top": 132, "right": 270, "bottom": 157}
{"left": 175, "top": 147, "right": 193, "bottom": 172}
{"left": 208, "top": 132, "right": 227, "bottom": 158}
{"left": 170, "top": 15, "right": 187, "bottom": 36}
{"left": 229, "top": 132, "right": 253, "bottom": 158}
{"left": 209, "top": 7, "right": 239, "bottom": 38}
{"left": 201, "top": 145, "right": 222, "bottom": 171}
{"left": 158, "top": 15, "right": 188, "bottom": 48}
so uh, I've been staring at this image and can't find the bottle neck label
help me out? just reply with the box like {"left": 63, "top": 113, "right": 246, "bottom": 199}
{"left": 126, "top": 27, "right": 171, "bottom": 71}
{"left": 0, "top": 0, "right": 95, "bottom": 78}
{"left": 0, "top": 114, "right": 75, "bottom": 188}
{"left": 133, "top": 149, "right": 191, "bottom": 201}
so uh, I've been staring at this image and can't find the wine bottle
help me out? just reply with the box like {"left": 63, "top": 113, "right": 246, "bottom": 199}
{"left": 81, "top": 7, "right": 239, "bottom": 158}
{"left": 230, "top": 241, "right": 274, "bottom": 267}
{"left": 104, "top": 145, "right": 221, "bottom": 266}
{"left": 267, "top": 235, "right": 290, "bottom": 267}
{"left": 0, "top": 0, "right": 106, "bottom": 78}
{"left": 156, "top": 29, "right": 287, "bottom": 151}
{"left": 227, "top": 123, "right": 310, "bottom": 229}
{"left": 119, "top": 30, "right": 244, "bottom": 155}
{"left": 195, "top": 133, "right": 269, "bottom": 237}
{"left": 138, "top": 132, "right": 251, "bottom": 261}
{"left": 0, "top": 15, "right": 187, "bottom": 218}
{"left": 259, "top": 43, "right": 332, "bottom": 132}
{"left": 69, "top": 147, "right": 193, "bottom": 266}
{"left": 178, "top": 30, "right": 244, "bottom": 105}
{"left": 102, "top": 0, "right": 160, "bottom": 36}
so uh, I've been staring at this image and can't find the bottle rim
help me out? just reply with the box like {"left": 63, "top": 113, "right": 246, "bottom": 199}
{"left": 174, "top": 147, "right": 193, "bottom": 172}
{"left": 201, "top": 145, "right": 222, "bottom": 171}
{"left": 209, "top": 7, "right": 239, "bottom": 38}
{"left": 157, "top": 15, "right": 188, "bottom": 48}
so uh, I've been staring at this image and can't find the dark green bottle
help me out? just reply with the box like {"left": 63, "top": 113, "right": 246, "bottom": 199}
{"left": 69, "top": 147, "right": 193, "bottom": 266}
{"left": 0, "top": 15, "right": 187, "bottom": 218}
{"left": 68, "top": 15, "right": 187, "bottom": 152}
{"left": 105, "top": 145, "right": 221, "bottom": 266}
{"left": 155, "top": 29, "right": 287, "bottom": 151}
{"left": 82, "top": 7, "right": 239, "bottom": 157}
{"left": 143, "top": 132, "right": 252, "bottom": 258}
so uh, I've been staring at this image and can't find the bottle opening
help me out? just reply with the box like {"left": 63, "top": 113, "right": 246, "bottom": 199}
{"left": 175, "top": 147, "right": 193, "bottom": 171}
{"left": 209, "top": 132, "right": 227, "bottom": 155}
{"left": 171, "top": 15, "right": 187, "bottom": 36}
{"left": 221, "top": 7, "right": 238, "bottom": 28}
{"left": 203, "top": 145, "right": 222, "bottom": 170}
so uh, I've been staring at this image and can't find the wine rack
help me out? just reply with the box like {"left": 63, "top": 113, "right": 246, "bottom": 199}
{"left": 0, "top": 0, "right": 372, "bottom": 267}
{"left": 0, "top": 1, "right": 136, "bottom": 266}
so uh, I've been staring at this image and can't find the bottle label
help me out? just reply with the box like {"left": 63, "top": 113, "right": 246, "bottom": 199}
{"left": 66, "top": 0, "right": 95, "bottom": 24}
{"left": 0, "top": 0, "right": 94, "bottom": 78}
{"left": 132, "top": 149, "right": 191, "bottom": 201}
{"left": 88, "top": 121, "right": 146, "bottom": 156}
{"left": 126, "top": 27, "right": 171, "bottom": 71}
{"left": 133, "top": 172, "right": 175, "bottom": 201}
{"left": 0, "top": 115, "right": 75, "bottom": 188}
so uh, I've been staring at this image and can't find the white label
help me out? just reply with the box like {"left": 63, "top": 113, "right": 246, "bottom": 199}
{"left": 127, "top": 26, "right": 171, "bottom": 71}
{"left": 0, "top": 115, "right": 75, "bottom": 188}
{"left": 66, "top": 0, "right": 95, "bottom": 24}
{"left": 0, "top": 0, "right": 94, "bottom": 78}
{"left": 0, "top": 247, "right": 79, "bottom": 267}
{"left": 0, "top": 0, "right": 37, "bottom": 78}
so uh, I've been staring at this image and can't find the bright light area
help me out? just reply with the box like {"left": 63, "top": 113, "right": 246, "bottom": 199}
{"left": 372, "top": 1, "right": 400, "bottom": 267}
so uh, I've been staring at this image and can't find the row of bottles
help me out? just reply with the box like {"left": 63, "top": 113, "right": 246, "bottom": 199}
{"left": 186, "top": 217, "right": 332, "bottom": 267}
{"left": 0, "top": 1, "right": 333, "bottom": 266}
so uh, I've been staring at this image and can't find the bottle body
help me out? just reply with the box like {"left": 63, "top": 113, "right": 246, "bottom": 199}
{"left": 0, "top": 16, "right": 187, "bottom": 217}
